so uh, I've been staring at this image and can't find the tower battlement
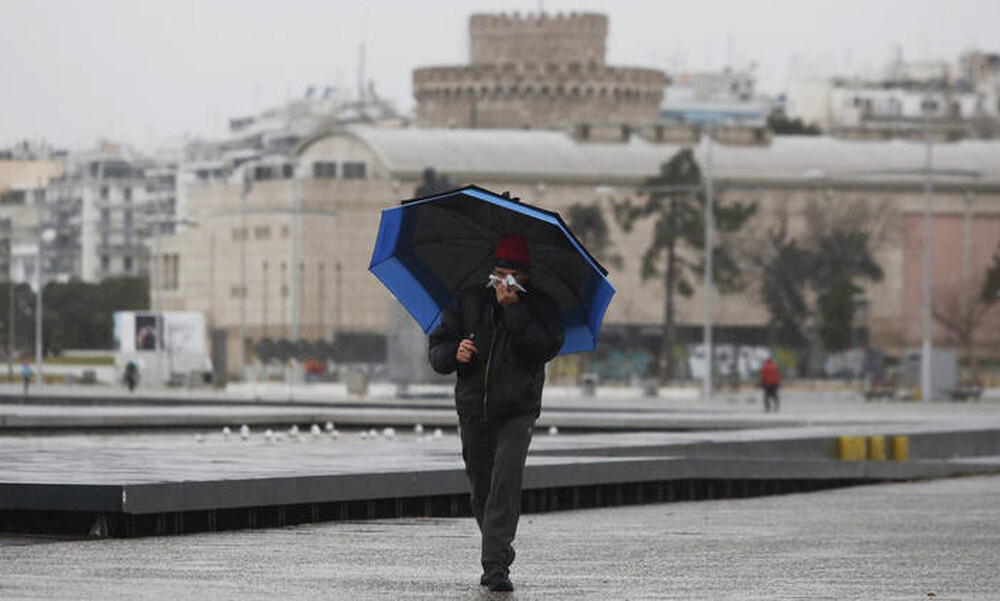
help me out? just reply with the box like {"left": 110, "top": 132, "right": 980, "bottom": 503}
{"left": 469, "top": 12, "right": 608, "bottom": 66}
{"left": 469, "top": 11, "right": 607, "bottom": 31}
{"left": 413, "top": 11, "right": 664, "bottom": 130}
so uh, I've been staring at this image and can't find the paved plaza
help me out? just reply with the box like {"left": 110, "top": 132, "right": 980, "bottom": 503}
{"left": 2, "top": 386, "right": 999, "bottom": 598}
{"left": 2, "top": 475, "right": 998, "bottom": 600}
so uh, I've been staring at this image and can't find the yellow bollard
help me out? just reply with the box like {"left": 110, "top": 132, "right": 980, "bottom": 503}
{"left": 868, "top": 436, "right": 887, "bottom": 461}
{"left": 838, "top": 436, "right": 867, "bottom": 461}
{"left": 891, "top": 435, "right": 910, "bottom": 461}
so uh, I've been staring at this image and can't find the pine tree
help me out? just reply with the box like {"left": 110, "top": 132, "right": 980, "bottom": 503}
{"left": 613, "top": 149, "right": 756, "bottom": 383}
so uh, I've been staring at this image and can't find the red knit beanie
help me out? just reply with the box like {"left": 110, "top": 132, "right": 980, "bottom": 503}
{"left": 493, "top": 235, "right": 530, "bottom": 270}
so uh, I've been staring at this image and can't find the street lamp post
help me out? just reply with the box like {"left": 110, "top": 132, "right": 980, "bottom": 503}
{"left": 238, "top": 169, "right": 252, "bottom": 381}
{"left": 1, "top": 219, "right": 16, "bottom": 379}
{"left": 290, "top": 174, "right": 302, "bottom": 343}
{"left": 288, "top": 174, "right": 302, "bottom": 386}
{"left": 3, "top": 211, "right": 49, "bottom": 381}
{"left": 6, "top": 249, "right": 13, "bottom": 380}
{"left": 920, "top": 96, "right": 937, "bottom": 403}
{"left": 702, "top": 126, "right": 716, "bottom": 402}
{"left": 33, "top": 186, "right": 53, "bottom": 385}
{"left": 34, "top": 200, "right": 43, "bottom": 384}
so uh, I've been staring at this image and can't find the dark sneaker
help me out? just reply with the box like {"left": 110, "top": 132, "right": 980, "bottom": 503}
{"left": 484, "top": 572, "right": 514, "bottom": 592}
{"left": 480, "top": 567, "right": 507, "bottom": 586}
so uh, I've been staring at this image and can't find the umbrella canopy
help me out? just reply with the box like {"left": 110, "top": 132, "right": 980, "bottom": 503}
{"left": 369, "top": 185, "right": 615, "bottom": 355}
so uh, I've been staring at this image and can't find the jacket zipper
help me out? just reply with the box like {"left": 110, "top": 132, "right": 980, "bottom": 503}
{"left": 482, "top": 304, "right": 498, "bottom": 420}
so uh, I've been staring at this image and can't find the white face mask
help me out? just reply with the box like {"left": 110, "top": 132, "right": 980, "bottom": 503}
{"left": 487, "top": 273, "right": 527, "bottom": 293}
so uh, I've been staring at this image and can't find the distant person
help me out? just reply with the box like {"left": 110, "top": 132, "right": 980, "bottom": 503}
{"left": 760, "top": 357, "right": 781, "bottom": 413}
{"left": 429, "top": 235, "right": 564, "bottom": 592}
{"left": 124, "top": 360, "right": 139, "bottom": 392}
{"left": 20, "top": 362, "right": 33, "bottom": 396}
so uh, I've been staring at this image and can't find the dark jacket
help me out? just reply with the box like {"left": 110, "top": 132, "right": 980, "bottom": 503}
{"left": 429, "top": 284, "right": 564, "bottom": 422}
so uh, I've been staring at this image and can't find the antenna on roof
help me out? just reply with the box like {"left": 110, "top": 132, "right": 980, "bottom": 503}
{"left": 358, "top": 39, "right": 366, "bottom": 105}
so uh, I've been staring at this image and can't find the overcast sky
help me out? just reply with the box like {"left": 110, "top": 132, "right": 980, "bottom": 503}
{"left": 2, "top": 0, "right": 996, "bottom": 151}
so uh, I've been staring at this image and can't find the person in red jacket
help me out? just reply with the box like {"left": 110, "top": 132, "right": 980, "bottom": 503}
{"left": 760, "top": 357, "right": 781, "bottom": 413}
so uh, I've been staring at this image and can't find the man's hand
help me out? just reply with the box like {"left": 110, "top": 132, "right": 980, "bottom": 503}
{"left": 456, "top": 338, "right": 477, "bottom": 363}
{"left": 495, "top": 280, "right": 520, "bottom": 307}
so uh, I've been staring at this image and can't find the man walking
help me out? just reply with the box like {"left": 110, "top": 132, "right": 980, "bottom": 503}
{"left": 429, "top": 235, "right": 564, "bottom": 592}
{"left": 760, "top": 356, "right": 781, "bottom": 413}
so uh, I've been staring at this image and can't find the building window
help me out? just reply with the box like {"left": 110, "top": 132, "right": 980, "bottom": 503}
{"left": 0, "top": 190, "right": 25, "bottom": 205}
{"left": 124, "top": 187, "right": 132, "bottom": 202}
{"left": 281, "top": 225, "right": 290, "bottom": 238}
{"left": 231, "top": 227, "right": 247, "bottom": 241}
{"left": 124, "top": 256, "right": 133, "bottom": 272}
{"left": 254, "top": 166, "right": 273, "bottom": 181}
{"left": 313, "top": 162, "right": 337, "bottom": 179}
{"left": 124, "top": 209, "right": 132, "bottom": 225}
{"left": 100, "top": 186, "right": 109, "bottom": 200}
{"left": 101, "top": 208, "right": 111, "bottom": 224}
{"left": 343, "top": 162, "right": 366, "bottom": 179}
{"left": 230, "top": 285, "right": 245, "bottom": 298}
{"left": 100, "top": 255, "right": 110, "bottom": 273}
{"left": 163, "top": 254, "right": 180, "bottom": 290}
{"left": 282, "top": 164, "right": 295, "bottom": 179}
{"left": 254, "top": 226, "right": 271, "bottom": 239}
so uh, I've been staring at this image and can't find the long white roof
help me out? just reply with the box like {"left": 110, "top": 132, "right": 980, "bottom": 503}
{"left": 343, "top": 125, "right": 1000, "bottom": 187}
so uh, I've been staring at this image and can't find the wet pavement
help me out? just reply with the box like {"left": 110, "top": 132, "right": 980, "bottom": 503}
{"left": 2, "top": 474, "right": 998, "bottom": 600}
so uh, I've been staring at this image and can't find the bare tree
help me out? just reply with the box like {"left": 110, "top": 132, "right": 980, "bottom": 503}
{"left": 934, "top": 269, "right": 1000, "bottom": 372}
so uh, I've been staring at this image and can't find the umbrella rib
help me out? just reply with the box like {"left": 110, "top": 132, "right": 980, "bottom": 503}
{"left": 531, "top": 260, "right": 587, "bottom": 308}
{"left": 450, "top": 252, "right": 498, "bottom": 296}
{"left": 407, "top": 237, "right": 488, "bottom": 249}
{"left": 425, "top": 205, "right": 497, "bottom": 239}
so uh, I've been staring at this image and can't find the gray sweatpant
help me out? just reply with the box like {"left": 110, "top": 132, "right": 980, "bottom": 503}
{"left": 459, "top": 412, "right": 536, "bottom": 576}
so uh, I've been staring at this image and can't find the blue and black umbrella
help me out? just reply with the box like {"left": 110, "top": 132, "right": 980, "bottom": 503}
{"left": 369, "top": 185, "right": 614, "bottom": 355}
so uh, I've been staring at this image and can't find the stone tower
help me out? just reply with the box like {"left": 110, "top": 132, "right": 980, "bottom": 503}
{"left": 413, "top": 12, "right": 666, "bottom": 129}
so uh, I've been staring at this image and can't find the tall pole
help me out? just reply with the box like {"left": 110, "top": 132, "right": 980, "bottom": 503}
{"left": 288, "top": 169, "right": 302, "bottom": 387}
{"left": 262, "top": 260, "right": 268, "bottom": 337}
{"left": 34, "top": 184, "right": 43, "bottom": 384}
{"left": 7, "top": 260, "right": 14, "bottom": 379}
{"left": 6, "top": 214, "right": 14, "bottom": 379}
{"left": 702, "top": 128, "right": 715, "bottom": 401}
{"left": 290, "top": 172, "right": 302, "bottom": 341}
{"left": 319, "top": 262, "right": 325, "bottom": 335}
{"left": 152, "top": 201, "right": 161, "bottom": 386}
{"left": 238, "top": 170, "right": 251, "bottom": 380}
{"left": 334, "top": 261, "right": 342, "bottom": 341}
{"left": 920, "top": 99, "right": 935, "bottom": 403}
